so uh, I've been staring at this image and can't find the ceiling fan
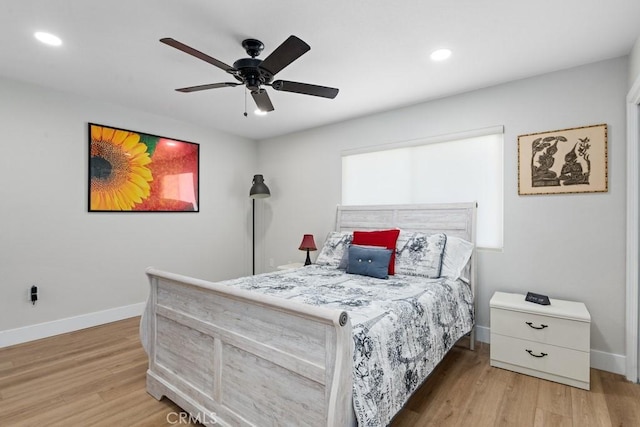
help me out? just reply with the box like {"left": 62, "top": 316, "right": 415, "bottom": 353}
{"left": 160, "top": 35, "right": 339, "bottom": 113}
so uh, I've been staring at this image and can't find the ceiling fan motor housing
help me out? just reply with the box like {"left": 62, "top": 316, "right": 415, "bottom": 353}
{"left": 232, "top": 57, "right": 273, "bottom": 91}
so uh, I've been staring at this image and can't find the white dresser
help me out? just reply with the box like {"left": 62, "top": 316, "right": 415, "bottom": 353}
{"left": 490, "top": 291, "right": 591, "bottom": 390}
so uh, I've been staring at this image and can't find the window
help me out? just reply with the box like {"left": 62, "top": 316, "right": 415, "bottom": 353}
{"left": 342, "top": 127, "right": 503, "bottom": 249}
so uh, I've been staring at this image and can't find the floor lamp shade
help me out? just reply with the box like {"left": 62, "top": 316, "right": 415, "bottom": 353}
{"left": 250, "top": 174, "right": 270, "bottom": 275}
{"left": 250, "top": 174, "right": 271, "bottom": 199}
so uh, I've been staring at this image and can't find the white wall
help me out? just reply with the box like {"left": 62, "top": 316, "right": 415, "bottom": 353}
{"left": 257, "top": 57, "right": 629, "bottom": 362}
{"left": 629, "top": 35, "right": 640, "bottom": 88}
{"left": 0, "top": 77, "right": 256, "bottom": 333}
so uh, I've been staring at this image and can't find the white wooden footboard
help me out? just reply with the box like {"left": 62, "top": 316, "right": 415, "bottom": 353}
{"left": 141, "top": 268, "right": 353, "bottom": 427}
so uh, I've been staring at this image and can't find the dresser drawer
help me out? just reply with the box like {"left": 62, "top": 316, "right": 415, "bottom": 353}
{"left": 490, "top": 334, "right": 590, "bottom": 383}
{"left": 491, "top": 307, "right": 589, "bottom": 351}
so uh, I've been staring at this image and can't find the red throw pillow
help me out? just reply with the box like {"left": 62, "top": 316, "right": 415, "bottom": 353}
{"left": 352, "top": 229, "right": 400, "bottom": 275}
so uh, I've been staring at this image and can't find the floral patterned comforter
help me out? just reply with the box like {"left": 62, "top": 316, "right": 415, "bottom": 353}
{"left": 220, "top": 265, "right": 474, "bottom": 426}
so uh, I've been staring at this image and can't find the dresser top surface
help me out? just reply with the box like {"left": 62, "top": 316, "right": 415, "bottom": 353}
{"left": 490, "top": 292, "right": 591, "bottom": 322}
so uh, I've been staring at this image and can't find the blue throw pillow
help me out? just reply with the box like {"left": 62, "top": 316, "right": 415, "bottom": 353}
{"left": 338, "top": 244, "right": 386, "bottom": 270}
{"left": 346, "top": 245, "right": 393, "bottom": 279}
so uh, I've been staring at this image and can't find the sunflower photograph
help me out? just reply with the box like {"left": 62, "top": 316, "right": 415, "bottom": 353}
{"left": 88, "top": 123, "right": 199, "bottom": 212}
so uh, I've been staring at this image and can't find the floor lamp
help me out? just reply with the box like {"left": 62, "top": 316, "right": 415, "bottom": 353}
{"left": 249, "top": 174, "right": 271, "bottom": 275}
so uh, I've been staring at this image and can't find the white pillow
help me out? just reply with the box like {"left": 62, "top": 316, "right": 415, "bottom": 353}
{"left": 441, "top": 236, "right": 474, "bottom": 281}
{"left": 315, "top": 231, "right": 353, "bottom": 267}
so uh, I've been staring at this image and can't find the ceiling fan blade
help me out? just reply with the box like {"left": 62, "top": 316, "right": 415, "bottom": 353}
{"left": 176, "top": 82, "right": 240, "bottom": 93}
{"left": 260, "top": 35, "right": 310, "bottom": 76}
{"left": 271, "top": 80, "right": 339, "bottom": 99}
{"left": 251, "top": 89, "right": 275, "bottom": 112}
{"left": 160, "top": 38, "right": 235, "bottom": 72}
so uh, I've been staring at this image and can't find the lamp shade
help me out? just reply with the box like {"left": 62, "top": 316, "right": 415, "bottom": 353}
{"left": 249, "top": 174, "right": 271, "bottom": 199}
{"left": 298, "top": 234, "right": 317, "bottom": 251}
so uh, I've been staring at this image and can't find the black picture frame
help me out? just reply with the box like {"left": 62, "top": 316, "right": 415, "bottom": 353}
{"left": 88, "top": 123, "right": 199, "bottom": 212}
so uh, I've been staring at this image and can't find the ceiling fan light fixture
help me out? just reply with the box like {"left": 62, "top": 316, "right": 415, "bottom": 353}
{"left": 430, "top": 48, "right": 452, "bottom": 61}
{"left": 34, "top": 31, "right": 62, "bottom": 46}
{"left": 254, "top": 109, "right": 268, "bottom": 116}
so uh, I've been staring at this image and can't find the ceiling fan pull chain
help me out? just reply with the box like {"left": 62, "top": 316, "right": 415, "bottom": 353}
{"left": 244, "top": 89, "right": 248, "bottom": 117}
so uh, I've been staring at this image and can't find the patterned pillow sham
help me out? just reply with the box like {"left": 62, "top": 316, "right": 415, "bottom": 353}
{"left": 315, "top": 231, "right": 353, "bottom": 267}
{"left": 395, "top": 231, "right": 447, "bottom": 278}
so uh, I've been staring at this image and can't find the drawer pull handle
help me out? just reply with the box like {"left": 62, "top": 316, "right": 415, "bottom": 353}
{"left": 526, "top": 349, "right": 548, "bottom": 358}
{"left": 525, "top": 321, "right": 548, "bottom": 330}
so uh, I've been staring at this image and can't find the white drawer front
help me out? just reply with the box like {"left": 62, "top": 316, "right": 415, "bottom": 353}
{"left": 490, "top": 334, "right": 590, "bottom": 382}
{"left": 491, "top": 308, "right": 589, "bottom": 351}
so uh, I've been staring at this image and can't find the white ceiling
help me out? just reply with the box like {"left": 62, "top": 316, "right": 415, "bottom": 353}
{"left": 2, "top": 1, "right": 639, "bottom": 140}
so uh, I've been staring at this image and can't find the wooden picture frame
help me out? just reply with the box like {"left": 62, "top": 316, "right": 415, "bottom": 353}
{"left": 88, "top": 123, "right": 199, "bottom": 211}
{"left": 518, "top": 123, "right": 608, "bottom": 195}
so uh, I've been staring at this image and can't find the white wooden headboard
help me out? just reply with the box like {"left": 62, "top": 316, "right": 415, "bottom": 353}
{"left": 335, "top": 203, "right": 477, "bottom": 244}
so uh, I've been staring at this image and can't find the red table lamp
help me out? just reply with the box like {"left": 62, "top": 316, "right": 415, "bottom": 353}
{"left": 298, "top": 234, "right": 317, "bottom": 266}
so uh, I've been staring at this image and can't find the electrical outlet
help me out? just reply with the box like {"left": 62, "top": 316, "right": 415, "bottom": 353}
{"left": 269, "top": 258, "right": 275, "bottom": 267}
{"left": 30, "top": 285, "right": 38, "bottom": 305}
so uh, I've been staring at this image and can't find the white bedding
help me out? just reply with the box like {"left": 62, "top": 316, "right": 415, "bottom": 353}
{"left": 217, "top": 264, "right": 474, "bottom": 426}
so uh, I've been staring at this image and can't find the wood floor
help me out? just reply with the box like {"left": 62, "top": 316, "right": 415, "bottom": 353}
{"left": 1, "top": 317, "right": 639, "bottom": 426}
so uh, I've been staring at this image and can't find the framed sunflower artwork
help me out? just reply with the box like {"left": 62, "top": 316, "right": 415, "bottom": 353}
{"left": 88, "top": 123, "right": 199, "bottom": 212}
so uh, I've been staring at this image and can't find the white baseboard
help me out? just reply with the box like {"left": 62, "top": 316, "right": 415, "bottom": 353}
{"left": 0, "top": 302, "right": 145, "bottom": 348}
{"left": 591, "top": 349, "right": 626, "bottom": 375}
{"left": 477, "top": 325, "right": 626, "bottom": 375}
{"left": 475, "top": 325, "right": 490, "bottom": 344}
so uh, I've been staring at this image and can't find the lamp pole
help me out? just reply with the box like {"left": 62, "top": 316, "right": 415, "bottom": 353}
{"left": 252, "top": 198, "right": 256, "bottom": 275}
{"left": 249, "top": 174, "right": 271, "bottom": 275}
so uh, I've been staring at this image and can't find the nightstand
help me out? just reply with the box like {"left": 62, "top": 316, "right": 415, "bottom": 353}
{"left": 490, "top": 291, "right": 591, "bottom": 390}
{"left": 277, "top": 262, "right": 304, "bottom": 270}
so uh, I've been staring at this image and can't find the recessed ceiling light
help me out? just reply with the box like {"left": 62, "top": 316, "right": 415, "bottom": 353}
{"left": 430, "top": 48, "right": 451, "bottom": 61}
{"left": 34, "top": 32, "right": 62, "bottom": 47}
{"left": 254, "top": 109, "right": 268, "bottom": 116}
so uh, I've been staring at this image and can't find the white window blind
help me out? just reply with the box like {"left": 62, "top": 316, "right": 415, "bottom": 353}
{"left": 342, "top": 128, "right": 503, "bottom": 248}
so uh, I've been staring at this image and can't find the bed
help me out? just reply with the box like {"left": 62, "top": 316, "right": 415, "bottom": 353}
{"left": 140, "top": 203, "right": 477, "bottom": 426}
